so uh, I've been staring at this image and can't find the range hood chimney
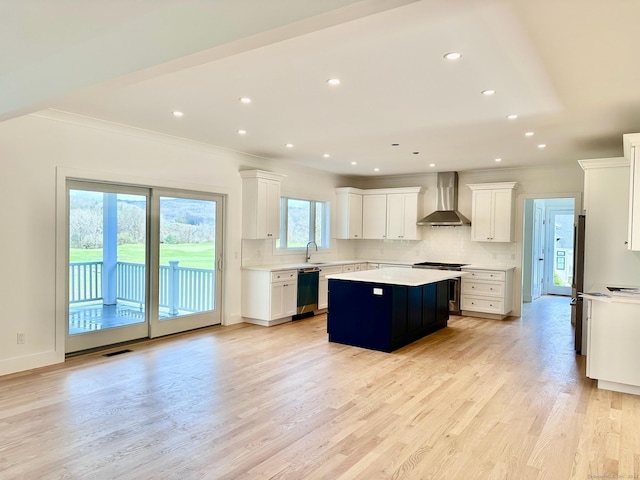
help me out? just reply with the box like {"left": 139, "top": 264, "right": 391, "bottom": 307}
{"left": 416, "top": 172, "right": 471, "bottom": 226}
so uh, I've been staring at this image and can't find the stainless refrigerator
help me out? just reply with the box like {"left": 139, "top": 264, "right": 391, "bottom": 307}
{"left": 570, "top": 214, "right": 586, "bottom": 354}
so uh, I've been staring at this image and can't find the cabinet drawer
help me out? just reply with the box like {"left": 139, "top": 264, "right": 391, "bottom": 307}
{"left": 461, "top": 296, "right": 505, "bottom": 314}
{"left": 320, "top": 265, "right": 343, "bottom": 277}
{"left": 461, "top": 280, "right": 504, "bottom": 297}
{"left": 463, "top": 270, "right": 506, "bottom": 282}
{"left": 271, "top": 270, "right": 297, "bottom": 282}
{"left": 343, "top": 264, "right": 355, "bottom": 272}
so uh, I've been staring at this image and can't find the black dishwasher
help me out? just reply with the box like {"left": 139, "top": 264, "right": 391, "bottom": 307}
{"left": 294, "top": 267, "right": 320, "bottom": 319}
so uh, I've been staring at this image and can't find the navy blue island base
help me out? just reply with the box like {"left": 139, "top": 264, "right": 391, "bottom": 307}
{"left": 327, "top": 278, "right": 449, "bottom": 353}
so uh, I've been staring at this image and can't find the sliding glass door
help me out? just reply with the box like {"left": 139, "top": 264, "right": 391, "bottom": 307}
{"left": 67, "top": 182, "right": 224, "bottom": 353}
{"left": 67, "top": 182, "right": 150, "bottom": 353}
{"left": 149, "top": 191, "right": 223, "bottom": 337}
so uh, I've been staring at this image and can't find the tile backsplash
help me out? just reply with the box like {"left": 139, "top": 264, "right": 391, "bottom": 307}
{"left": 241, "top": 239, "right": 358, "bottom": 267}
{"left": 356, "top": 226, "right": 517, "bottom": 266}
{"left": 242, "top": 227, "right": 517, "bottom": 267}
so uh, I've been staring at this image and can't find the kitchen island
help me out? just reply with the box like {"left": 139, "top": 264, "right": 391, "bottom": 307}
{"left": 326, "top": 267, "right": 465, "bottom": 352}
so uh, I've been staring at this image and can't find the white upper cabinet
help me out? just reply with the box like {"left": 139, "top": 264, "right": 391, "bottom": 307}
{"left": 386, "top": 191, "right": 423, "bottom": 240}
{"left": 624, "top": 134, "right": 640, "bottom": 250}
{"left": 335, "top": 188, "right": 363, "bottom": 239}
{"left": 335, "top": 186, "right": 423, "bottom": 240}
{"left": 363, "top": 194, "right": 387, "bottom": 239}
{"left": 468, "top": 182, "right": 517, "bottom": 242}
{"left": 240, "top": 170, "right": 285, "bottom": 239}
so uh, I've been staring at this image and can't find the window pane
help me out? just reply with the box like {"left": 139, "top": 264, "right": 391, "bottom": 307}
{"left": 287, "top": 199, "right": 311, "bottom": 247}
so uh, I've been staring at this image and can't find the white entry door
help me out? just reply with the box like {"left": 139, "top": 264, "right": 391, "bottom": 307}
{"left": 545, "top": 209, "right": 574, "bottom": 296}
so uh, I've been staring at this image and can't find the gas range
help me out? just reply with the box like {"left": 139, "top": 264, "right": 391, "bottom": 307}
{"left": 412, "top": 261, "right": 468, "bottom": 271}
{"left": 412, "top": 261, "right": 467, "bottom": 315}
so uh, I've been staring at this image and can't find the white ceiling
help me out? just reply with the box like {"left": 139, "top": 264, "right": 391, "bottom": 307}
{"left": 5, "top": 0, "right": 640, "bottom": 176}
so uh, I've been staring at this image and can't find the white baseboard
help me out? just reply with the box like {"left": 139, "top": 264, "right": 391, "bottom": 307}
{"left": 597, "top": 380, "right": 640, "bottom": 396}
{"left": 224, "top": 313, "right": 244, "bottom": 325}
{"left": 0, "top": 350, "right": 64, "bottom": 377}
{"left": 242, "top": 316, "right": 292, "bottom": 327}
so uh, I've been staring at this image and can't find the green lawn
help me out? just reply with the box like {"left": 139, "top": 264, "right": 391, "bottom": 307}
{"left": 70, "top": 243, "right": 216, "bottom": 269}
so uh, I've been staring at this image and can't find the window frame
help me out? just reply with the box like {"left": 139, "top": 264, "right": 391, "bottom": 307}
{"left": 276, "top": 196, "right": 331, "bottom": 253}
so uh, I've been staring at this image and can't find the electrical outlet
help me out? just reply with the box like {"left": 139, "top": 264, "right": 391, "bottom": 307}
{"left": 17, "top": 333, "right": 25, "bottom": 344}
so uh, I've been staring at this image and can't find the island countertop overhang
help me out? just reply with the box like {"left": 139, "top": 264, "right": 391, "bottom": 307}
{"left": 326, "top": 267, "right": 466, "bottom": 287}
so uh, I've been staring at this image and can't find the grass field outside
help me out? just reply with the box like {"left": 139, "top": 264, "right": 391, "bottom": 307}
{"left": 69, "top": 243, "right": 215, "bottom": 269}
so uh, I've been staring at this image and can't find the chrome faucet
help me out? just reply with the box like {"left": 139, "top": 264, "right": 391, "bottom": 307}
{"left": 305, "top": 241, "right": 318, "bottom": 262}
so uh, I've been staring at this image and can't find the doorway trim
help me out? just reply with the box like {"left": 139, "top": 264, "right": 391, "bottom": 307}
{"left": 513, "top": 192, "right": 582, "bottom": 316}
{"left": 55, "top": 166, "right": 230, "bottom": 360}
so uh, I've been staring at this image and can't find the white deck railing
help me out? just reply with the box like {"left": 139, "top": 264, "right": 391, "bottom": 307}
{"left": 69, "top": 261, "right": 215, "bottom": 314}
{"left": 69, "top": 262, "right": 103, "bottom": 303}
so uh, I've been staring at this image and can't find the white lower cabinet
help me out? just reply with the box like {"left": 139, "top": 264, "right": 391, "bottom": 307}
{"left": 318, "top": 265, "right": 343, "bottom": 310}
{"left": 586, "top": 298, "right": 640, "bottom": 394}
{"left": 461, "top": 267, "right": 514, "bottom": 319}
{"left": 242, "top": 269, "right": 298, "bottom": 326}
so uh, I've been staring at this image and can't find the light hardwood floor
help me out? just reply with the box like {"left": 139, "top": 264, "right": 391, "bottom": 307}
{"left": 2, "top": 296, "right": 639, "bottom": 479}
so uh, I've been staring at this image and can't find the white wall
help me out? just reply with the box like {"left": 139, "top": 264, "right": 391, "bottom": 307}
{"left": 0, "top": 111, "right": 345, "bottom": 376}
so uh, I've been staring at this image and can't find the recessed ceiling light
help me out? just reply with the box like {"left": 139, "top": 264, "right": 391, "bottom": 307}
{"left": 374, "top": 168, "right": 380, "bottom": 172}
{"left": 507, "top": 114, "right": 518, "bottom": 120}
{"left": 525, "top": 131, "right": 534, "bottom": 137}
{"left": 495, "top": 158, "right": 502, "bottom": 162}
{"left": 327, "top": 78, "right": 341, "bottom": 86}
{"left": 172, "top": 111, "right": 183, "bottom": 117}
{"left": 538, "top": 144, "right": 547, "bottom": 149}
{"left": 237, "top": 129, "right": 247, "bottom": 135}
{"left": 443, "top": 52, "right": 462, "bottom": 60}
{"left": 239, "top": 97, "right": 252, "bottom": 104}
{"left": 429, "top": 163, "right": 436, "bottom": 167}
{"left": 481, "top": 89, "right": 496, "bottom": 96}
{"left": 351, "top": 161, "right": 357, "bottom": 166}
{"left": 286, "top": 143, "right": 294, "bottom": 148}
{"left": 323, "top": 154, "right": 330, "bottom": 158}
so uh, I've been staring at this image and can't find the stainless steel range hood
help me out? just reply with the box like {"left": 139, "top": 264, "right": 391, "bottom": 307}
{"left": 416, "top": 172, "right": 471, "bottom": 226}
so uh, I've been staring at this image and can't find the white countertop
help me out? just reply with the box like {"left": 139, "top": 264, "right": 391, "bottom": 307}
{"left": 326, "top": 267, "right": 466, "bottom": 287}
{"left": 241, "top": 260, "right": 357, "bottom": 272}
{"left": 242, "top": 259, "right": 414, "bottom": 272}
{"left": 242, "top": 260, "right": 512, "bottom": 273}
{"left": 462, "top": 265, "right": 515, "bottom": 271}
{"left": 581, "top": 284, "right": 640, "bottom": 304}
